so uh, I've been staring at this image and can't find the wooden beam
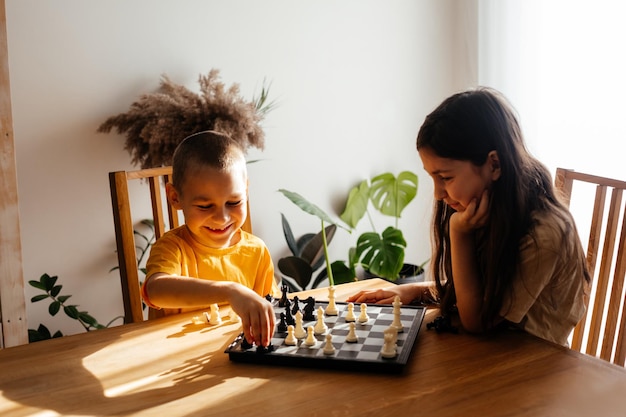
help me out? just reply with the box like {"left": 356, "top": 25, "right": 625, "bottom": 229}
{"left": 0, "top": 0, "right": 28, "bottom": 347}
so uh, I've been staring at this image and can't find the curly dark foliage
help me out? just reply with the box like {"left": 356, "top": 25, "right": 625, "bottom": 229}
{"left": 98, "top": 69, "right": 270, "bottom": 168}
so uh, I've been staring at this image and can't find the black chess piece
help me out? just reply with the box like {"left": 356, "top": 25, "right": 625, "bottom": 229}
{"left": 240, "top": 335, "right": 254, "bottom": 350}
{"left": 291, "top": 296, "right": 300, "bottom": 315}
{"left": 279, "top": 285, "right": 289, "bottom": 307}
{"left": 303, "top": 296, "right": 316, "bottom": 321}
{"left": 285, "top": 306, "right": 295, "bottom": 326}
{"left": 426, "top": 315, "right": 458, "bottom": 333}
{"left": 277, "top": 312, "right": 288, "bottom": 332}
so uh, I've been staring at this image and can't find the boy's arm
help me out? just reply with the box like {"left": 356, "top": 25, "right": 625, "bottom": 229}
{"left": 145, "top": 273, "right": 275, "bottom": 346}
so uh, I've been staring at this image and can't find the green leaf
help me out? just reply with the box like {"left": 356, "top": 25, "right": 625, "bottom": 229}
{"left": 64, "top": 305, "right": 80, "bottom": 319}
{"left": 57, "top": 295, "right": 71, "bottom": 303}
{"left": 277, "top": 256, "right": 313, "bottom": 289}
{"left": 49, "top": 301, "right": 61, "bottom": 316}
{"left": 28, "top": 280, "right": 47, "bottom": 291}
{"left": 278, "top": 189, "right": 346, "bottom": 230}
{"left": 328, "top": 261, "right": 357, "bottom": 285}
{"left": 339, "top": 180, "right": 370, "bottom": 228}
{"left": 300, "top": 224, "right": 336, "bottom": 269}
{"left": 369, "top": 171, "right": 418, "bottom": 218}
{"left": 79, "top": 312, "right": 99, "bottom": 327}
{"left": 30, "top": 294, "right": 49, "bottom": 303}
{"left": 280, "top": 213, "right": 299, "bottom": 256}
{"left": 41, "top": 274, "right": 58, "bottom": 292}
{"left": 355, "top": 227, "right": 406, "bottom": 280}
{"left": 50, "top": 285, "right": 62, "bottom": 297}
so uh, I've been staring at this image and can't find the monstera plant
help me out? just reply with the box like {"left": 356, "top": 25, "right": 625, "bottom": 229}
{"left": 337, "top": 170, "right": 425, "bottom": 282}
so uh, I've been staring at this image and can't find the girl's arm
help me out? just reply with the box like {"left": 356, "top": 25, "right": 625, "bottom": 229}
{"left": 449, "top": 190, "right": 493, "bottom": 332}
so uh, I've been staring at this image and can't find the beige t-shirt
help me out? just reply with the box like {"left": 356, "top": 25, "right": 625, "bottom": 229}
{"left": 500, "top": 210, "right": 589, "bottom": 346}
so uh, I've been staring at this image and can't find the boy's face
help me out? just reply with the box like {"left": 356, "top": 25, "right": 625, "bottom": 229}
{"left": 167, "top": 162, "right": 248, "bottom": 249}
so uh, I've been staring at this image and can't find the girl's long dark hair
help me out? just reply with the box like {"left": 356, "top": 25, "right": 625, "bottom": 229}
{"left": 417, "top": 87, "right": 589, "bottom": 326}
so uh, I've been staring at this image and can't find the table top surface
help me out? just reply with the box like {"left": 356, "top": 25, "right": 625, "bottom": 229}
{"left": 1, "top": 279, "right": 626, "bottom": 417}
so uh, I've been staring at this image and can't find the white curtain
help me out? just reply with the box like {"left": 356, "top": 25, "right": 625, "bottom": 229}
{"left": 477, "top": 0, "right": 626, "bottom": 180}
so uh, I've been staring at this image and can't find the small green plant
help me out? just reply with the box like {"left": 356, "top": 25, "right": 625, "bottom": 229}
{"left": 278, "top": 190, "right": 355, "bottom": 289}
{"left": 337, "top": 171, "right": 422, "bottom": 281}
{"left": 28, "top": 273, "right": 123, "bottom": 342}
{"left": 277, "top": 213, "right": 338, "bottom": 291}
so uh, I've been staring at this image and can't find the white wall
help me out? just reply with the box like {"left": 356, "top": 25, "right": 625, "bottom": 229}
{"left": 6, "top": 0, "right": 472, "bottom": 336}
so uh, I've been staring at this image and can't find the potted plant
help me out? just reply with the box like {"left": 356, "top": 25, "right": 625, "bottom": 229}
{"left": 277, "top": 213, "right": 338, "bottom": 291}
{"left": 97, "top": 69, "right": 275, "bottom": 168}
{"left": 337, "top": 170, "right": 426, "bottom": 283}
{"left": 277, "top": 190, "right": 356, "bottom": 290}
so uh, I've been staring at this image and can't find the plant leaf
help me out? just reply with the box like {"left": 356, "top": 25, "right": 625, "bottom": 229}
{"left": 280, "top": 213, "right": 299, "bottom": 256}
{"left": 278, "top": 189, "right": 345, "bottom": 230}
{"left": 30, "top": 294, "right": 49, "bottom": 303}
{"left": 277, "top": 256, "right": 313, "bottom": 289}
{"left": 339, "top": 180, "right": 370, "bottom": 228}
{"left": 64, "top": 305, "right": 80, "bottom": 319}
{"left": 355, "top": 227, "right": 406, "bottom": 280}
{"left": 50, "top": 285, "right": 62, "bottom": 297}
{"left": 300, "top": 224, "right": 336, "bottom": 269}
{"left": 41, "top": 273, "right": 58, "bottom": 292}
{"left": 49, "top": 301, "right": 61, "bottom": 316}
{"left": 29, "top": 279, "right": 47, "bottom": 291}
{"left": 369, "top": 171, "right": 418, "bottom": 218}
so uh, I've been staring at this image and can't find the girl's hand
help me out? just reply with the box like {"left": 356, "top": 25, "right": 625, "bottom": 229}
{"left": 450, "top": 189, "right": 490, "bottom": 234}
{"left": 346, "top": 284, "right": 424, "bottom": 305}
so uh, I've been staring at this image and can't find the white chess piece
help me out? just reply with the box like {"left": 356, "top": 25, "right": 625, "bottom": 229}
{"left": 346, "top": 322, "right": 358, "bottom": 343}
{"left": 345, "top": 302, "right": 356, "bottom": 322}
{"left": 314, "top": 306, "right": 327, "bottom": 334}
{"left": 285, "top": 325, "right": 297, "bottom": 346}
{"left": 358, "top": 303, "right": 369, "bottom": 323}
{"left": 304, "top": 326, "right": 316, "bottom": 346}
{"left": 391, "top": 295, "right": 404, "bottom": 332}
{"left": 294, "top": 311, "right": 307, "bottom": 339}
{"left": 209, "top": 304, "right": 221, "bottom": 325}
{"left": 323, "top": 333, "right": 335, "bottom": 355}
{"left": 380, "top": 328, "right": 398, "bottom": 358}
{"left": 325, "top": 286, "right": 338, "bottom": 316}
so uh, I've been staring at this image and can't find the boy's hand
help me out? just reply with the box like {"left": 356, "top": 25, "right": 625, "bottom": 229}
{"left": 229, "top": 285, "right": 275, "bottom": 347}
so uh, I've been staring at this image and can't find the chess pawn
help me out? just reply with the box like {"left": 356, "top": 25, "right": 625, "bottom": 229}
{"left": 345, "top": 302, "right": 356, "bottom": 322}
{"left": 346, "top": 322, "right": 358, "bottom": 343}
{"left": 325, "top": 286, "right": 338, "bottom": 316}
{"left": 323, "top": 333, "right": 336, "bottom": 355}
{"left": 357, "top": 303, "right": 369, "bottom": 324}
{"left": 381, "top": 328, "right": 398, "bottom": 358}
{"left": 209, "top": 303, "right": 221, "bottom": 325}
{"left": 304, "top": 326, "right": 316, "bottom": 346}
{"left": 314, "top": 306, "right": 328, "bottom": 334}
{"left": 284, "top": 325, "right": 297, "bottom": 346}
{"left": 294, "top": 311, "right": 307, "bottom": 339}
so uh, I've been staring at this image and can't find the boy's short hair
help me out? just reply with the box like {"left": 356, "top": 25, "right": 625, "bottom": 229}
{"left": 171, "top": 130, "right": 246, "bottom": 191}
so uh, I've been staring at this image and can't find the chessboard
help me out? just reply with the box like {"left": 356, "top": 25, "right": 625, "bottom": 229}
{"left": 225, "top": 297, "right": 426, "bottom": 374}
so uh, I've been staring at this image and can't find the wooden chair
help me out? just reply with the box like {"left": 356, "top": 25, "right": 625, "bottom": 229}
{"left": 109, "top": 167, "right": 252, "bottom": 323}
{"left": 555, "top": 168, "right": 626, "bottom": 365}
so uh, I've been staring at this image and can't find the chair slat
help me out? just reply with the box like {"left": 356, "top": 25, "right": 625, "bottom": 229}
{"left": 556, "top": 168, "right": 626, "bottom": 366}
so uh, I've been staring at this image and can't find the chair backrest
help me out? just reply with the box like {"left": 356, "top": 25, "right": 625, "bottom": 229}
{"left": 555, "top": 168, "right": 626, "bottom": 365}
{"left": 109, "top": 166, "right": 253, "bottom": 323}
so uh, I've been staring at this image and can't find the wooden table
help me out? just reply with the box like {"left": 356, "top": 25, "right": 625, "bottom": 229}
{"left": 1, "top": 279, "right": 625, "bottom": 416}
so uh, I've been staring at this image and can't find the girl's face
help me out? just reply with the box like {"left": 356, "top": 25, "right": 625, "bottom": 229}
{"left": 419, "top": 147, "right": 501, "bottom": 212}
{"left": 167, "top": 164, "right": 248, "bottom": 249}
